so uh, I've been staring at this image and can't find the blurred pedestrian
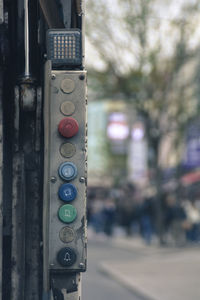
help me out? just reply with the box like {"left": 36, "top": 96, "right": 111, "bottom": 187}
{"left": 182, "top": 199, "right": 200, "bottom": 242}
{"left": 102, "top": 199, "right": 116, "bottom": 236}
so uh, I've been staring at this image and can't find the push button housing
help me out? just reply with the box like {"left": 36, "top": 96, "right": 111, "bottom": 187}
{"left": 57, "top": 247, "right": 77, "bottom": 267}
{"left": 58, "top": 183, "right": 77, "bottom": 202}
{"left": 58, "top": 204, "right": 77, "bottom": 223}
{"left": 58, "top": 117, "right": 79, "bottom": 138}
{"left": 58, "top": 162, "right": 77, "bottom": 181}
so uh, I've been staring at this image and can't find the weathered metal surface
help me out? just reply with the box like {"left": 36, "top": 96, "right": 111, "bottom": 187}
{"left": 20, "top": 83, "right": 36, "bottom": 111}
{"left": 60, "top": 0, "right": 72, "bottom": 28}
{"left": 75, "top": 0, "right": 83, "bottom": 16}
{"left": 0, "top": 0, "right": 3, "bottom": 24}
{"left": 11, "top": 152, "right": 26, "bottom": 300}
{"left": 11, "top": 84, "right": 43, "bottom": 300}
{"left": 0, "top": 71, "right": 3, "bottom": 300}
{"left": 43, "top": 64, "right": 87, "bottom": 299}
{"left": 39, "top": 0, "right": 64, "bottom": 28}
{"left": 44, "top": 69, "right": 87, "bottom": 272}
{"left": 43, "top": 61, "right": 52, "bottom": 296}
{"left": 51, "top": 273, "right": 81, "bottom": 300}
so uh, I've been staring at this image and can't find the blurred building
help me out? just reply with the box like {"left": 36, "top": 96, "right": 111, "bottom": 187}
{"left": 88, "top": 100, "right": 148, "bottom": 187}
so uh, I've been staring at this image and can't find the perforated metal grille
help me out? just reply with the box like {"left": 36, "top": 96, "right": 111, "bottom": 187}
{"left": 47, "top": 30, "right": 82, "bottom": 66}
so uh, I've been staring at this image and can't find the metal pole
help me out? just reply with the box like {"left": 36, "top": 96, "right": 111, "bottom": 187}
{"left": 24, "top": 0, "right": 30, "bottom": 77}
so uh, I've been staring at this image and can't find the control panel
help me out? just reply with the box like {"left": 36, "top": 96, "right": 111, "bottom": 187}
{"left": 43, "top": 62, "right": 87, "bottom": 273}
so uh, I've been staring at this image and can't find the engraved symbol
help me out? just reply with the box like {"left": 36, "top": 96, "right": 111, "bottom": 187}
{"left": 63, "top": 166, "right": 73, "bottom": 177}
{"left": 64, "top": 209, "right": 71, "bottom": 217}
{"left": 64, "top": 188, "right": 71, "bottom": 197}
{"left": 64, "top": 252, "right": 71, "bottom": 262}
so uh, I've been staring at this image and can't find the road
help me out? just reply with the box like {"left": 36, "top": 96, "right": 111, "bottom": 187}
{"left": 82, "top": 238, "right": 146, "bottom": 300}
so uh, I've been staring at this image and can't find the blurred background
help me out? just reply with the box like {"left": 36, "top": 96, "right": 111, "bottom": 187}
{"left": 83, "top": 1, "right": 200, "bottom": 299}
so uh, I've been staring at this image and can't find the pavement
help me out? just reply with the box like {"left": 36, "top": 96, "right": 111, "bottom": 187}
{"left": 97, "top": 236, "right": 200, "bottom": 300}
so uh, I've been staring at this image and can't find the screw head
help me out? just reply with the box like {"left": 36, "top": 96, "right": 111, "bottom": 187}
{"left": 79, "top": 177, "right": 85, "bottom": 183}
{"left": 51, "top": 176, "right": 57, "bottom": 183}
{"left": 79, "top": 75, "right": 85, "bottom": 80}
{"left": 79, "top": 263, "right": 84, "bottom": 269}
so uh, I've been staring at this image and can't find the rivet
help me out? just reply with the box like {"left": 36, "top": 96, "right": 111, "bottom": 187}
{"left": 50, "top": 176, "right": 57, "bottom": 183}
{"left": 79, "top": 177, "right": 85, "bottom": 183}
{"left": 51, "top": 74, "right": 56, "bottom": 80}
{"left": 79, "top": 75, "right": 85, "bottom": 80}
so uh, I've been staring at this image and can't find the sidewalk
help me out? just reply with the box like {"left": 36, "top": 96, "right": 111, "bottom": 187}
{"left": 98, "top": 237, "right": 200, "bottom": 300}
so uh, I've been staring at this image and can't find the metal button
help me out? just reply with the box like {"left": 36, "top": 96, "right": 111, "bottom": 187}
{"left": 58, "top": 162, "right": 77, "bottom": 181}
{"left": 60, "top": 143, "right": 76, "bottom": 158}
{"left": 60, "top": 101, "right": 75, "bottom": 116}
{"left": 57, "top": 247, "right": 76, "bottom": 267}
{"left": 58, "top": 204, "right": 77, "bottom": 223}
{"left": 58, "top": 183, "right": 77, "bottom": 202}
{"left": 59, "top": 227, "right": 75, "bottom": 243}
{"left": 60, "top": 78, "right": 75, "bottom": 94}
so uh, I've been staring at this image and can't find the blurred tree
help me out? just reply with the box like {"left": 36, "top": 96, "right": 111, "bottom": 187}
{"left": 86, "top": 0, "right": 200, "bottom": 241}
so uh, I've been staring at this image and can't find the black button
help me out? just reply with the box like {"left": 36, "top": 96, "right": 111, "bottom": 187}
{"left": 57, "top": 247, "right": 76, "bottom": 267}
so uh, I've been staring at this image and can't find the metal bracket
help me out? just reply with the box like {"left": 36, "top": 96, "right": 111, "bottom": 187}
{"left": 51, "top": 273, "right": 81, "bottom": 300}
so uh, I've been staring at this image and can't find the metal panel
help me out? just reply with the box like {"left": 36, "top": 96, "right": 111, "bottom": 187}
{"left": 43, "top": 64, "right": 87, "bottom": 276}
{"left": 0, "top": 71, "right": 3, "bottom": 300}
{"left": 39, "top": 0, "right": 64, "bottom": 28}
{"left": 0, "top": 0, "right": 3, "bottom": 24}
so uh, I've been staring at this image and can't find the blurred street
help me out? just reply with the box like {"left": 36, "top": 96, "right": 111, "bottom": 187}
{"left": 82, "top": 232, "right": 200, "bottom": 300}
{"left": 85, "top": 1, "right": 200, "bottom": 299}
{"left": 82, "top": 236, "right": 145, "bottom": 300}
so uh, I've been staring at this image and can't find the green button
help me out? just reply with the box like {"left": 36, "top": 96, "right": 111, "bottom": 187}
{"left": 58, "top": 204, "right": 77, "bottom": 223}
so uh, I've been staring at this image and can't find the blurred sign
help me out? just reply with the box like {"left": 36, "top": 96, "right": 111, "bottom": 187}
{"left": 88, "top": 101, "right": 109, "bottom": 179}
{"left": 128, "top": 122, "right": 147, "bottom": 185}
{"left": 181, "top": 171, "right": 200, "bottom": 186}
{"left": 131, "top": 122, "right": 145, "bottom": 141}
{"left": 107, "top": 113, "right": 129, "bottom": 140}
{"left": 183, "top": 123, "right": 200, "bottom": 168}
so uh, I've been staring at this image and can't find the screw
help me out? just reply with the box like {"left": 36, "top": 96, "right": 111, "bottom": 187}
{"left": 79, "top": 75, "right": 85, "bottom": 80}
{"left": 51, "top": 74, "right": 56, "bottom": 80}
{"left": 50, "top": 176, "right": 57, "bottom": 183}
{"left": 79, "top": 177, "right": 85, "bottom": 183}
{"left": 79, "top": 263, "right": 84, "bottom": 269}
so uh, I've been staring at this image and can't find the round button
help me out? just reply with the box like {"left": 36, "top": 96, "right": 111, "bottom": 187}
{"left": 60, "top": 143, "right": 76, "bottom": 158}
{"left": 58, "top": 117, "right": 79, "bottom": 138}
{"left": 60, "top": 79, "right": 75, "bottom": 94}
{"left": 58, "top": 183, "right": 77, "bottom": 202}
{"left": 60, "top": 101, "right": 75, "bottom": 116}
{"left": 59, "top": 227, "right": 75, "bottom": 243}
{"left": 58, "top": 204, "right": 77, "bottom": 223}
{"left": 57, "top": 247, "right": 76, "bottom": 267}
{"left": 58, "top": 162, "right": 77, "bottom": 181}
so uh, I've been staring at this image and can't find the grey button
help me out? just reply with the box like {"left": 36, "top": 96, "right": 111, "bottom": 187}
{"left": 60, "top": 78, "right": 75, "bottom": 94}
{"left": 60, "top": 101, "right": 75, "bottom": 116}
{"left": 60, "top": 143, "right": 76, "bottom": 158}
{"left": 59, "top": 226, "right": 75, "bottom": 243}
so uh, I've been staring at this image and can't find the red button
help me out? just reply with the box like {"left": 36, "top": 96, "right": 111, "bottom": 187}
{"left": 58, "top": 117, "right": 79, "bottom": 138}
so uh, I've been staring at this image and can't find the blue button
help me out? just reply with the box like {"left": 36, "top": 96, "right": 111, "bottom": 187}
{"left": 58, "top": 162, "right": 77, "bottom": 181}
{"left": 58, "top": 183, "right": 77, "bottom": 202}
